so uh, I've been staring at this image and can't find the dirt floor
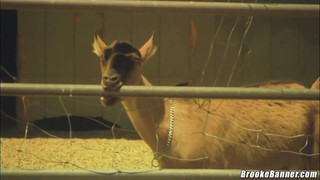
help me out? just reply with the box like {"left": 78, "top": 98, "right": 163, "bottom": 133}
{"left": 1, "top": 130, "right": 157, "bottom": 170}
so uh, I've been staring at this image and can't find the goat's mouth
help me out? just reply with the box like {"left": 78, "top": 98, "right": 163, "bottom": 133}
{"left": 100, "top": 96, "right": 120, "bottom": 106}
{"left": 101, "top": 82, "right": 123, "bottom": 90}
{"left": 100, "top": 82, "right": 123, "bottom": 106}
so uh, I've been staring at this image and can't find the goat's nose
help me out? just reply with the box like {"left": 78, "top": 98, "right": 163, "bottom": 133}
{"left": 102, "top": 72, "right": 121, "bottom": 89}
{"left": 102, "top": 68, "right": 122, "bottom": 89}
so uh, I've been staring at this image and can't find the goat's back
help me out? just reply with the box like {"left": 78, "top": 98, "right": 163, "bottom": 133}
{"left": 160, "top": 82, "right": 318, "bottom": 169}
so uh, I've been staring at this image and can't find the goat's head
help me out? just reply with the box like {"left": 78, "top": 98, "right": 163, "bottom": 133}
{"left": 93, "top": 34, "right": 156, "bottom": 106}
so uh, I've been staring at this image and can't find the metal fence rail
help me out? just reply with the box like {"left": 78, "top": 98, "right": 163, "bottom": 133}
{"left": 1, "top": 169, "right": 320, "bottom": 180}
{"left": 1, "top": 0, "right": 319, "bottom": 17}
{"left": 1, "top": 169, "right": 241, "bottom": 180}
{"left": 0, "top": 83, "right": 319, "bottom": 100}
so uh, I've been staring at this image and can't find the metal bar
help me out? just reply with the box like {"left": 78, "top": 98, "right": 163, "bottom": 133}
{"left": 0, "top": 83, "right": 319, "bottom": 100}
{"left": 0, "top": 0, "right": 319, "bottom": 17}
{"left": 1, "top": 169, "right": 241, "bottom": 180}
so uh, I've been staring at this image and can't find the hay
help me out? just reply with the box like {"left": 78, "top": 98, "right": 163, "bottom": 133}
{"left": 1, "top": 138, "right": 157, "bottom": 170}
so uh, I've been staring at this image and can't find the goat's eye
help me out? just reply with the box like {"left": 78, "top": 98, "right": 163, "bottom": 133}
{"left": 104, "top": 48, "right": 112, "bottom": 60}
{"left": 129, "top": 53, "right": 142, "bottom": 63}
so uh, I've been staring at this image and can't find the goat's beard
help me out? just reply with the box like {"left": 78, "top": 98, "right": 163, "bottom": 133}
{"left": 100, "top": 96, "right": 120, "bottom": 106}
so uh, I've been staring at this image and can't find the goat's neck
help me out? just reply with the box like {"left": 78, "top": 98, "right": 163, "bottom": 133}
{"left": 121, "top": 75, "right": 166, "bottom": 151}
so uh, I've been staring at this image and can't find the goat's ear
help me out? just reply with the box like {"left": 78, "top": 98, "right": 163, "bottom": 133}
{"left": 93, "top": 34, "right": 107, "bottom": 57}
{"left": 139, "top": 33, "right": 157, "bottom": 63}
{"left": 311, "top": 77, "right": 319, "bottom": 89}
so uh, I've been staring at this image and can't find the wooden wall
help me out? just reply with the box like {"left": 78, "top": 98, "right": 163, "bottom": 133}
{"left": 16, "top": 6, "right": 319, "bottom": 129}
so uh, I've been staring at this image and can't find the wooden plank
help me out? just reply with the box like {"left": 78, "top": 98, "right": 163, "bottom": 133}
{"left": 159, "top": 13, "right": 189, "bottom": 85}
{"left": 16, "top": 76, "right": 46, "bottom": 123}
{"left": 17, "top": 11, "right": 46, "bottom": 78}
{"left": 45, "top": 11, "right": 75, "bottom": 119}
{"left": 210, "top": 16, "right": 245, "bottom": 87}
{"left": 45, "top": 77, "right": 74, "bottom": 118}
{"left": 74, "top": 12, "right": 103, "bottom": 80}
{"left": 159, "top": 77, "right": 187, "bottom": 86}
{"left": 188, "top": 14, "right": 216, "bottom": 86}
{"left": 242, "top": 17, "right": 272, "bottom": 84}
{"left": 103, "top": 11, "right": 132, "bottom": 43}
{"left": 46, "top": 11, "right": 74, "bottom": 78}
{"left": 71, "top": 96, "right": 102, "bottom": 117}
{"left": 102, "top": 103, "right": 133, "bottom": 130}
{"left": 73, "top": 77, "right": 102, "bottom": 118}
{"left": 17, "top": 11, "right": 46, "bottom": 123}
{"left": 270, "top": 18, "right": 299, "bottom": 81}
{"left": 297, "top": 18, "right": 319, "bottom": 86}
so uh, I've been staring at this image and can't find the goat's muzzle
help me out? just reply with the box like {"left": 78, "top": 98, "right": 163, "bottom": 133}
{"left": 100, "top": 96, "right": 120, "bottom": 107}
{"left": 100, "top": 69, "right": 123, "bottom": 106}
{"left": 101, "top": 69, "right": 123, "bottom": 90}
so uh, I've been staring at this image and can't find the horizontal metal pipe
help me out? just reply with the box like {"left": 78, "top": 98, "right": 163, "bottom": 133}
{"left": 1, "top": 169, "right": 241, "bottom": 180}
{"left": 1, "top": 0, "right": 319, "bottom": 17}
{"left": 0, "top": 83, "right": 319, "bottom": 100}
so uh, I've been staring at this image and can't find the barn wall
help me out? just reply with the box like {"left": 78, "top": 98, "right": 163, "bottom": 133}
{"left": 16, "top": 4, "right": 319, "bottom": 129}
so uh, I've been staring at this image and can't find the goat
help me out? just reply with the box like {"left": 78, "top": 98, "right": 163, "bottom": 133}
{"left": 93, "top": 34, "right": 319, "bottom": 169}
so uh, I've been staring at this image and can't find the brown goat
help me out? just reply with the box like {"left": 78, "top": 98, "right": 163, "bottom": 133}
{"left": 93, "top": 34, "right": 319, "bottom": 169}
